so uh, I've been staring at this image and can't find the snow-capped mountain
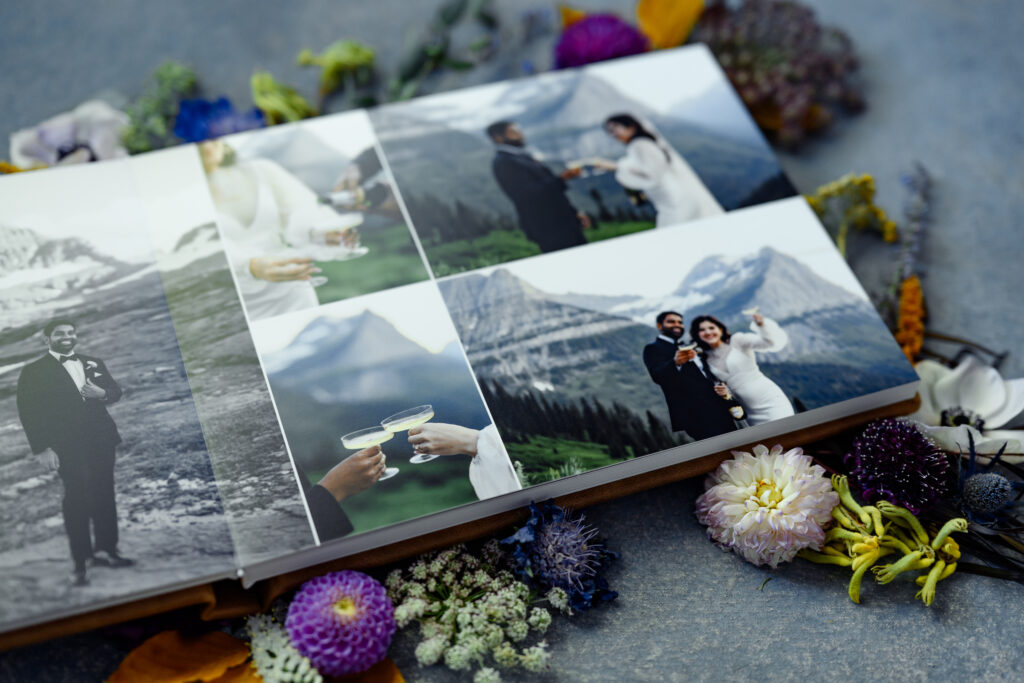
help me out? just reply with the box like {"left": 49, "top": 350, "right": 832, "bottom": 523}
{"left": 0, "top": 225, "right": 141, "bottom": 313}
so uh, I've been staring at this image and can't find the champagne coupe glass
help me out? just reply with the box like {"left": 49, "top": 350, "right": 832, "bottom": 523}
{"left": 381, "top": 405, "right": 436, "bottom": 464}
{"left": 340, "top": 427, "right": 399, "bottom": 480}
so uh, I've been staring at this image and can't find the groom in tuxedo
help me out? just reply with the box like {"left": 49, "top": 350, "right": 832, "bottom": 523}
{"left": 643, "top": 311, "right": 738, "bottom": 441}
{"left": 16, "top": 319, "right": 133, "bottom": 586}
{"left": 487, "top": 120, "right": 591, "bottom": 253}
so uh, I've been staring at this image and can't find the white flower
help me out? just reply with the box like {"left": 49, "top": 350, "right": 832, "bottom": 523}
{"left": 10, "top": 100, "right": 129, "bottom": 167}
{"left": 695, "top": 444, "right": 838, "bottom": 568}
{"left": 909, "top": 357, "right": 1024, "bottom": 456}
{"left": 246, "top": 614, "right": 323, "bottom": 683}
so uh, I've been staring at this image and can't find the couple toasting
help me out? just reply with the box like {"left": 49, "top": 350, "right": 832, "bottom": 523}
{"left": 643, "top": 309, "right": 794, "bottom": 441}
{"left": 487, "top": 114, "right": 722, "bottom": 254}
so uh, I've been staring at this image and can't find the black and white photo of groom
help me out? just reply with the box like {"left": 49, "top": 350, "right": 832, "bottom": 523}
{"left": 642, "top": 311, "right": 738, "bottom": 441}
{"left": 16, "top": 319, "right": 133, "bottom": 587}
{"left": 487, "top": 120, "right": 591, "bottom": 253}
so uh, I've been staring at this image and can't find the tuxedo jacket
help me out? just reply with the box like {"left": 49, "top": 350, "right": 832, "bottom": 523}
{"left": 492, "top": 149, "right": 586, "bottom": 252}
{"left": 16, "top": 353, "right": 123, "bottom": 456}
{"left": 642, "top": 338, "right": 737, "bottom": 440}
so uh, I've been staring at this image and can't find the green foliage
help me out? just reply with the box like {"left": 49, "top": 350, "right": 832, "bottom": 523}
{"left": 297, "top": 40, "right": 375, "bottom": 98}
{"left": 424, "top": 220, "right": 655, "bottom": 277}
{"left": 121, "top": 61, "right": 198, "bottom": 153}
{"left": 313, "top": 223, "right": 429, "bottom": 304}
{"left": 251, "top": 71, "right": 317, "bottom": 124}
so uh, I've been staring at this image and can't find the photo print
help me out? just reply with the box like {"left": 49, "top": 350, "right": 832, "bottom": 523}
{"left": 200, "top": 109, "right": 430, "bottom": 323}
{"left": 0, "top": 159, "right": 235, "bottom": 628}
{"left": 371, "top": 44, "right": 796, "bottom": 276}
{"left": 437, "top": 197, "right": 918, "bottom": 485}
{"left": 132, "top": 147, "right": 317, "bottom": 565}
{"left": 247, "top": 281, "right": 521, "bottom": 543}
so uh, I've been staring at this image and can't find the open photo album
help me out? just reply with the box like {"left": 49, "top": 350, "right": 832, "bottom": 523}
{"left": 0, "top": 45, "right": 919, "bottom": 636}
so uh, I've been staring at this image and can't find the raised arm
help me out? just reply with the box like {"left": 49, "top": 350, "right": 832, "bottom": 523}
{"left": 731, "top": 317, "right": 789, "bottom": 354}
{"left": 643, "top": 343, "right": 680, "bottom": 386}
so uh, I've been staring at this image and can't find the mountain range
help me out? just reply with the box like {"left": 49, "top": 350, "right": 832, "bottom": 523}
{"left": 439, "top": 247, "right": 916, "bottom": 419}
{"left": 0, "top": 225, "right": 143, "bottom": 318}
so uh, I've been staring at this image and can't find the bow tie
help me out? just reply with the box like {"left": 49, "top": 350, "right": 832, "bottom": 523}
{"left": 59, "top": 354, "right": 79, "bottom": 364}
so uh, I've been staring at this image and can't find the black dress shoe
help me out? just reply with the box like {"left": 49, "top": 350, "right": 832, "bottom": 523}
{"left": 88, "top": 554, "right": 110, "bottom": 567}
{"left": 94, "top": 550, "right": 135, "bottom": 568}
{"left": 71, "top": 570, "right": 89, "bottom": 587}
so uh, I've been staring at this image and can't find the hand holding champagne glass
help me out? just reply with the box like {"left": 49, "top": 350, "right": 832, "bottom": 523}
{"left": 382, "top": 405, "right": 436, "bottom": 463}
{"left": 341, "top": 427, "right": 399, "bottom": 480}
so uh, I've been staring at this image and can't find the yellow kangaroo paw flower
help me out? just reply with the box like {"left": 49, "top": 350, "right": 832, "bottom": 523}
{"left": 798, "top": 549, "right": 853, "bottom": 567}
{"left": 826, "top": 527, "right": 866, "bottom": 544}
{"left": 832, "top": 506, "right": 859, "bottom": 531}
{"left": 833, "top": 475, "right": 872, "bottom": 527}
{"left": 930, "top": 518, "right": 968, "bottom": 550}
{"left": 822, "top": 544, "right": 849, "bottom": 558}
{"left": 876, "top": 501, "right": 929, "bottom": 546}
{"left": 848, "top": 549, "right": 879, "bottom": 604}
{"left": 871, "top": 551, "right": 923, "bottom": 585}
{"left": 879, "top": 535, "right": 913, "bottom": 556}
{"left": 861, "top": 505, "right": 884, "bottom": 536}
{"left": 914, "top": 560, "right": 947, "bottom": 606}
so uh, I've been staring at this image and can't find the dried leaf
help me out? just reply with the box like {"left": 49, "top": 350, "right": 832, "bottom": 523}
{"left": 559, "top": 5, "right": 587, "bottom": 29}
{"left": 107, "top": 630, "right": 250, "bottom": 683}
{"left": 637, "top": 0, "right": 704, "bottom": 49}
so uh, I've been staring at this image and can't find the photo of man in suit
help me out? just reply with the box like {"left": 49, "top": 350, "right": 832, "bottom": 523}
{"left": 487, "top": 120, "right": 591, "bottom": 253}
{"left": 642, "top": 311, "right": 738, "bottom": 441}
{"left": 16, "top": 319, "right": 133, "bottom": 586}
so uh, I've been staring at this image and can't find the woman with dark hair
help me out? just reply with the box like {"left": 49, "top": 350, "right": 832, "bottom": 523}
{"left": 690, "top": 311, "right": 794, "bottom": 425}
{"left": 600, "top": 113, "right": 723, "bottom": 227}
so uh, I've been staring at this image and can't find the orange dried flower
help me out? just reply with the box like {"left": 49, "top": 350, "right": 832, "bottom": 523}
{"left": 894, "top": 275, "right": 925, "bottom": 362}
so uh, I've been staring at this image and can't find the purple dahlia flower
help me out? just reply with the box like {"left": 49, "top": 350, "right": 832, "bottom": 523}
{"left": 845, "top": 418, "right": 952, "bottom": 515}
{"left": 554, "top": 14, "right": 649, "bottom": 69}
{"left": 285, "top": 570, "right": 395, "bottom": 677}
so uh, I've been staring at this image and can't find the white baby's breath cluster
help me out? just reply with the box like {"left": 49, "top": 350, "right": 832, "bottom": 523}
{"left": 246, "top": 613, "right": 323, "bottom": 683}
{"left": 387, "top": 541, "right": 555, "bottom": 680}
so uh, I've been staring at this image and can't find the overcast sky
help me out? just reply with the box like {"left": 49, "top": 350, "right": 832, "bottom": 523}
{"left": 450, "top": 198, "right": 869, "bottom": 301}
{"left": 248, "top": 279, "right": 458, "bottom": 355}
{"left": 0, "top": 157, "right": 158, "bottom": 263}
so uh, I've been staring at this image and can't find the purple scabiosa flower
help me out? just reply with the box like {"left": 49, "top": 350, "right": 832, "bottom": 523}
{"left": 501, "top": 502, "right": 617, "bottom": 612}
{"left": 696, "top": 444, "right": 838, "bottom": 568}
{"left": 285, "top": 570, "right": 395, "bottom": 677}
{"left": 554, "top": 14, "right": 649, "bottom": 69}
{"left": 173, "top": 97, "right": 264, "bottom": 143}
{"left": 845, "top": 418, "right": 952, "bottom": 515}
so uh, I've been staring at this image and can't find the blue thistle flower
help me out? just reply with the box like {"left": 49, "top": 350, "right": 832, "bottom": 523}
{"left": 173, "top": 97, "right": 264, "bottom": 143}
{"left": 501, "top": 502, "right": 617, "bottom": 612}
{"left": 957, "top": 432, "right": 1024, "bottom": 524}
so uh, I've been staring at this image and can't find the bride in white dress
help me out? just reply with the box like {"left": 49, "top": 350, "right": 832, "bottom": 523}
{"left": 601, "top": 113, "right": 723, "bottom": 228}
{"left": 200, "top": 139, "right": 359, "bottom": 322}
{"left": 691, "top": 312, "right": 795, "bottom": 425}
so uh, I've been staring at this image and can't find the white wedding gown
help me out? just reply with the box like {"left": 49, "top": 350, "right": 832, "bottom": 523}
{"left": 207, "top": 158, "right": 339, "bottom": 322}
{"left": 614, "top": 137, "right": 724, "bottom": 228}
{"left": 468, "top": 425, "right": 522, "bottom": 499}
{"left": 704, "top": 318, "right": 795, "bottom": 425}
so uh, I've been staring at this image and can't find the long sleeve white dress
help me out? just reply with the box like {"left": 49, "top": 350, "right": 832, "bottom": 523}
{"left": 614, "top": 137, "right": 724, "bottom": 228}
{"left": 207, "top": 158, "right": 339, "bottom": 322}
{"left": 703, "top": 318, "right": 795, "bottom": 425}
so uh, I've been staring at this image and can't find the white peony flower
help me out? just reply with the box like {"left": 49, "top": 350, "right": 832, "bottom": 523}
{"left": 909, "top": 357, "right": 1024, "bottom": 457}
{"left": 696, "top": 445, "right": 838, "bottom": 568}
{"left": 10, "top": 100, "right": 129, "bottom": 167}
